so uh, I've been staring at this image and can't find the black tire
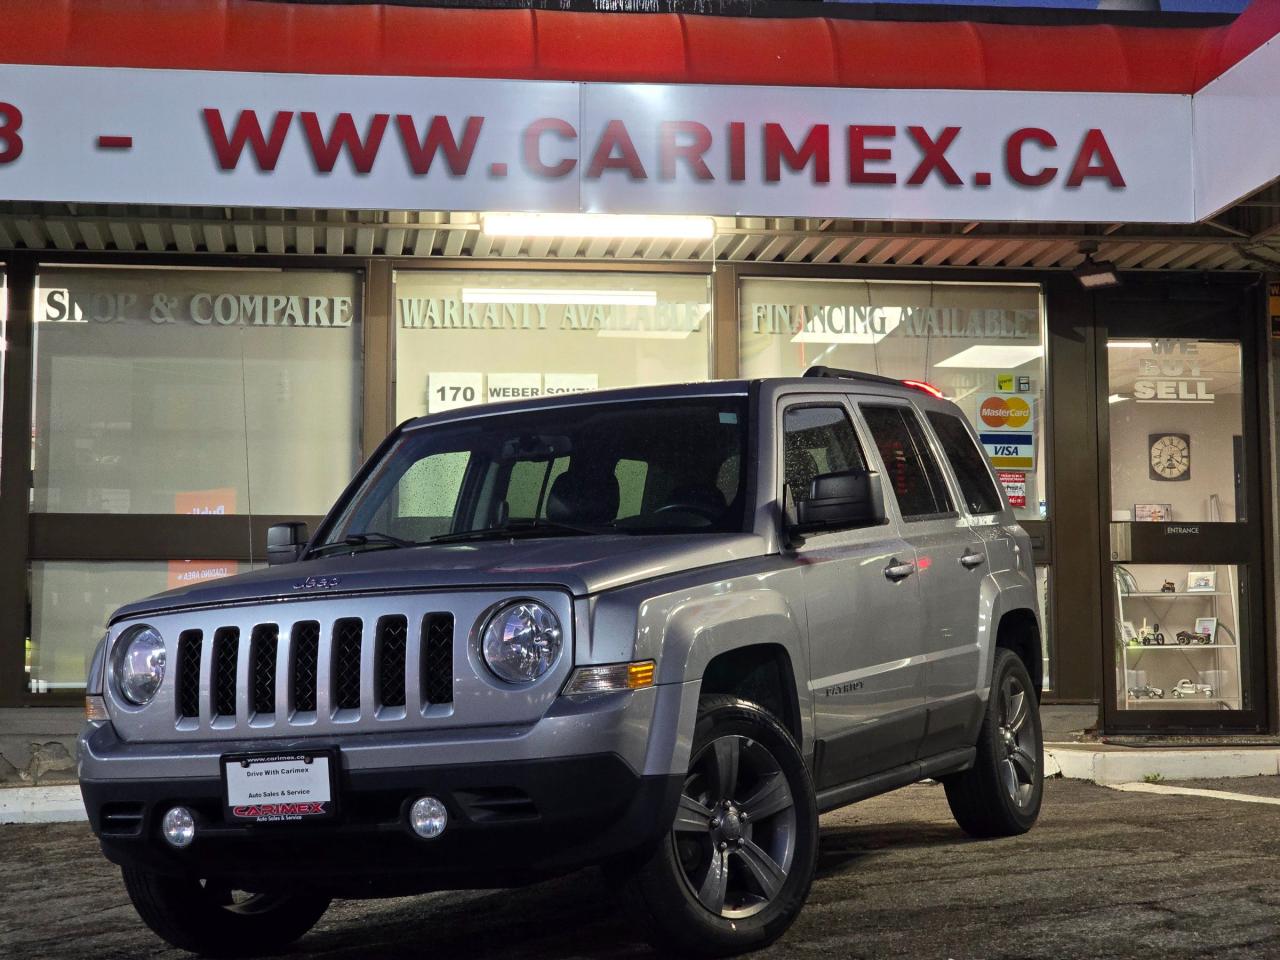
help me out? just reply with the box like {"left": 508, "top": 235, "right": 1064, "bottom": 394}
{"left": 943, "top": 648, "right": 1044, "bottom": 838}
{"left": 623, "top": 695, "right": 818, "bottom": 958}
{"left": 121, "top": 866, "right": 331, "bottom": 957}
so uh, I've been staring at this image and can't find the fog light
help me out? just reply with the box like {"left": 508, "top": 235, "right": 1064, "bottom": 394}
{"left": 409, "top": 796, "right": 447, "bottom": 839}
{"left": 161, "top": 806, "right": 196, "bottom": 849}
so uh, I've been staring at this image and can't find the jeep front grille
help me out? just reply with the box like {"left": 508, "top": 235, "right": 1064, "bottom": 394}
{"left": 170, "top": 610, "right": 455, "bottom": 729}
{"left": 212, "top": 627, "right": 240, "bottom": 719}
{"left": 176, "top": 631, "right": 203, "bottom": 719}
{"left": 291, "top": 621, "right": 320, "bottom": 713}
{"left": 422, "top": 613, "right": 454, "bottom": 706}
{"left": 332, "top": 618, "right": 363, "bottom": 711}
{"left": 250, "top": 624, "right": 278, "bottom": 716}
{"left": 376, "top": 615, "right": 408, "bottom": 709}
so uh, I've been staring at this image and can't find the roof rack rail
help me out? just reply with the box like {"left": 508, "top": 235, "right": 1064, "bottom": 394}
{"left": 803, "top": 365, "right": 902, "bottom": 387}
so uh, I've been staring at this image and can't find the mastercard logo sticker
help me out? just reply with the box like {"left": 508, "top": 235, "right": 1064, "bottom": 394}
{"left": 979, "top": 396, "right": 1031, "bottom": 429}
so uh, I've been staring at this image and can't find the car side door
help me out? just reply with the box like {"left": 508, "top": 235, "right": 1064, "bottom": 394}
{"left": 781, "top": 398, "right": 927, "bottom": 790}
{"left": 856, "top": 400, "right": 988, "bottom": 757}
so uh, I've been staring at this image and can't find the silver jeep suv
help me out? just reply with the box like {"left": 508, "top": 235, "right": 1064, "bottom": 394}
{"left": 80, "top": 367, "right": 1043, "bottom": 957}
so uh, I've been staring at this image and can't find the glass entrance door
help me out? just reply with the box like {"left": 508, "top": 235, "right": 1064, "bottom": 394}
{"left": 1101, "top": 289, "right": 1267, "bottom": 730}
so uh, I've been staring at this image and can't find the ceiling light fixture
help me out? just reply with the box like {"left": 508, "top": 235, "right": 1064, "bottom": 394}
{"left": 480, "top": 212, "right": 716, "bottom": 240}
{"left": 462, "top": 288, "right": 657, "bottom": 306}
{"left": 1072, "top": 241, "right": 1121, "bottom": 289}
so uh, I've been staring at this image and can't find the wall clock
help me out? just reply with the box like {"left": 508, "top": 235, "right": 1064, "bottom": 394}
{"left": 1148, "top": 433, "right": 1191, "bottom": 482}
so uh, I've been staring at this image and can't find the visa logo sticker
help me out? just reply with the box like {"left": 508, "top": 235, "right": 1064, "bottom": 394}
{"left": 980, "top": 432, "right": 1034, "bottom": 469}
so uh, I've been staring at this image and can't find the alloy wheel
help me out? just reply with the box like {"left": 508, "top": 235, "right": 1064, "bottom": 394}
{"left": 996, "top": 672, "right": 1038, "bottom": 811}
{"left": 672, "top": 734, "right": 797, "bottom": 919}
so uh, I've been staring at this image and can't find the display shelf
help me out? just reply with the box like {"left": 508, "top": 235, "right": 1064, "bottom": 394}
{"left": 1122, "top": 591, "right": 1227, "bottom": 599}
{"left": 1125, "top": 644, "right": 1237, "bottom": 652}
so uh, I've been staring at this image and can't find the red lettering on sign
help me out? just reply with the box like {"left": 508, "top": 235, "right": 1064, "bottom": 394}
{"left": 232, "top": 802, "right": 327, "bottom": 817}
{"left": 300, "top": 112, "right": 388, "bottom": 175}
{"left": 658, "top": 121, "right": 713, "bottom": 181}
{"left": 848, "top": 125, "right": 896, "bottom": 185}
{"left": 905, "top": 126, "right": 962, "bottom": 186}
{"left": 1006, "top": 128, "right": 1057, "bottom": 186}
{"left": 523, "top": 117, "right": 577, "bottom": 178}
{"left": 0, "top": 102, "right": 21, "bottom": 164}
{"left": 397, "top": 115, "right": 482, "bottom": 176}
{"left": 203, "top": 109, "right": 292, "bottom": 171}
{"left": 1066, "top": 129, "right": 1125, "bottom": 188}
{"left": 764, "top": 123, "right": 829, "bottom": 184}
{"left": 728, "top": 122, "right": 746, "bottom": 182}
{"left": 587, "top": 119, "right": 647, "bottom": 179}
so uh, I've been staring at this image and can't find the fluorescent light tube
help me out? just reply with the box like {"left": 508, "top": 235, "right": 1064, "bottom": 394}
{"left": 462, "top": 288, "right": 658, "bottom": 306}
{"left": 933, "top": 345, "right": 1043, "bottom": 369}
{"left": 481, "top": 212, "right": 715, "bottom": 240}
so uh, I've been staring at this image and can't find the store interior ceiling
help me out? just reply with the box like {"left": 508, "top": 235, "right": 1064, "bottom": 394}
{"left": 0, "top": 182, "right": 1278, "bottom": 271}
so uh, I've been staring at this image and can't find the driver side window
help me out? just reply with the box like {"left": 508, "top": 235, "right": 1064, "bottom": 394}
{"left": 782, "top": 405, "right": 867, "bottom": 502}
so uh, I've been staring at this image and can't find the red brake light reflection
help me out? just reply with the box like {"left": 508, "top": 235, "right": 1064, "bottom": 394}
{"left": 901, "top": 379, "right": 945, "bottom": 400}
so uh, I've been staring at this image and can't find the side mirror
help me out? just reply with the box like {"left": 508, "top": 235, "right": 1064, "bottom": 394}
{"left": 790, "top": 469, "right": 886, "bottom": 535}
{"left": 267, "top": 522, "right": 309, "bottom": 565}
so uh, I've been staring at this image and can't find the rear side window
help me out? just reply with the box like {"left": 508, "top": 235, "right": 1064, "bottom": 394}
{"left": 860, "top": 405, "right": 954, "bottom": 520}
{"left": 782, "top": 405, "right": 867, "bottom": 502}
{"left": 927, "top": 412, "right": 1004, "bottom": 515}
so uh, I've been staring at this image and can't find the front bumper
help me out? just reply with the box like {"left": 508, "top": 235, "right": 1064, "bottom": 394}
{"left": 78, "top": 684, "right": 697, "bottom": 895}
{"left": 81, "top": 751, "right": 680, "bottom": 897}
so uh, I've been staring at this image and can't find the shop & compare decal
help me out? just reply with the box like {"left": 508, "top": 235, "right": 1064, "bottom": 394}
{"left": 41, "top": 287, "right": 356, "bottom": 328}
{"left": 0, "top": 64, "right": 1192, "bottom": 222}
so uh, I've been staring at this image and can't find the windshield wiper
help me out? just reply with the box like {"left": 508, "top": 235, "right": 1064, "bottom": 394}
{"left": 309, "top": 531, "right": 419, "bottom": 557}
{"left": 428, "top": 518, "right": 613, "bottom": 545}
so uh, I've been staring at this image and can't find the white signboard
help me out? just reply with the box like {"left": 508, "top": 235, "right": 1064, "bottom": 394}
{"left": 487, "top": 372, "right": 543, "bottom": 402}
{"left": 544, "top": 373, "right": 599, "bottom": 395}
{"left": 0, "top": 63, "right": 1193, "bottom": 223}
{"left": 428, "top": 372, "right": 483, "bottom": 413}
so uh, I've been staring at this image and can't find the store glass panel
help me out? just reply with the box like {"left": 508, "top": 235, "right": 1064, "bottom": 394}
{"left": 1108, "top": 338, "right": 1247, "bottom": 712}
{"left": 30, "top": 268, "right": 362, "bottom": 515}
{"left": 739, "top": 279, "right": 1045, "bottom": 521}
{"left": 393, "top": 271, "right": 711, "bottom": 419}
{"left": 26, "top": 560, "right": 255, "bottom": 695}
{"left": 1113, "top": 563, "right": 1245, "bottom": 711}
{"left": 1108, "top": 338, "right": 1244, "bottom": 524}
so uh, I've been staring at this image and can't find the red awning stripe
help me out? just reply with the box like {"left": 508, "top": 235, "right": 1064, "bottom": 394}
{"left": 0, "top": 0, "right": 1275, "bottom": 94}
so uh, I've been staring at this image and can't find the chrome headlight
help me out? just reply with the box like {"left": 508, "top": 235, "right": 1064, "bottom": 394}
{"left": 111, "top": 624, "right": 166, "bottom": 706}
{"left": 480, "top": 601, "right": 562, "bottom": 684}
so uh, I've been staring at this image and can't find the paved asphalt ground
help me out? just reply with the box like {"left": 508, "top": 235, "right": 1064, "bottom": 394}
{"left": 4, "top": 778, "right": 1280, "bottom": 960}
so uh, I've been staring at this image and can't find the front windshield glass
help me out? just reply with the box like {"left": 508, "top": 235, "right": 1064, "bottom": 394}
{"left": 321, "top": 396, "right": 751, "bottom": 546}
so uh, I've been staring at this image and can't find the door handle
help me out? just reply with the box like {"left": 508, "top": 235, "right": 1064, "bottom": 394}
{"left": 884, "top": 558, "right": 915, "bottom": 582}
{"left": 959, "top": 549, "right": 986, "bottom": 570}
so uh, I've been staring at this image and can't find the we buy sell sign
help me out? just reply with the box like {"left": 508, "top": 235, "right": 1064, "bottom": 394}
{"left": 0, "top": 64, "right": 1192, "bottom": 222}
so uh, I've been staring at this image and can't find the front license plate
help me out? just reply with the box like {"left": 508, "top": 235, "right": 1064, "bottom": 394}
{"left": 221, "top": 751, "right": 338, "bottom": 823}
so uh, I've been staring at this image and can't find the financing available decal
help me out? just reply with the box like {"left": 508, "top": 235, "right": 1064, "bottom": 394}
{"left": 0, "top": 64, "right": 1192, "bottom": 222}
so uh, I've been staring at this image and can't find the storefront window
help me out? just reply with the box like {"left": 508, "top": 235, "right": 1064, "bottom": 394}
{"left": 394, "top": 270, "right": 711, "bottom": 419}
{"left": 1108, "top": 337, "right": 1249, "bottom": 712}
{"left": 26, "top": 560, "right": 253, "bottom": 694}
{"left": 1115, "top": 563, "right": 1245, "bottom": 711}
{"left": 739, "top": 279, "right": 1046, "bottom": 521}
{"left": 30, "top": 268, "right": 363, "bottom": 516}
{"left": 1108, "top": 339, "right": 1243, "bottom": 524}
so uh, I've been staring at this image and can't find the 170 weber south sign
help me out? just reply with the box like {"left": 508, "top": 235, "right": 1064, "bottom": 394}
{"left": 0, "top": 64, "right": 1192, "bottom": 222}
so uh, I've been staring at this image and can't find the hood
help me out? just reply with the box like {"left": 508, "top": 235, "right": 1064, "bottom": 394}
{"left": 109, "top": 533, "right": 769, "bottom": 623}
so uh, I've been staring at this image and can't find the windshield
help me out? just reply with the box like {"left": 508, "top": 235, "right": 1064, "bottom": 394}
{"left": 319, "top": 396, "right": 751, "bottom": 547}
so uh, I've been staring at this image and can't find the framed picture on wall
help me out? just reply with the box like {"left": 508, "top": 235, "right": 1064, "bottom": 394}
{"left": 1133, "top": 503, "right": 1173, "bottom": 522}
{"left": 1187, "top": 571, "right": 1217, "bottom": 593}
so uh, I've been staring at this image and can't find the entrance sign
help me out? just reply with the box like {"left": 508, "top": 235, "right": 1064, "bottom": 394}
{"left": 0, "top": 64, "right": 1191, "bottom": 223}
